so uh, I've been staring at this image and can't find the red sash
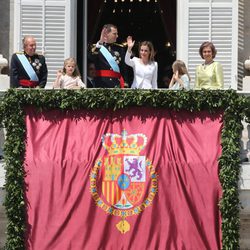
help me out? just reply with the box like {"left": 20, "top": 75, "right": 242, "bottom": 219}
{"left": 19, "top": 79, "right": 39, "bottom": 88}
{"left": 95, "top": 70, "right": 124, "bottom": 88}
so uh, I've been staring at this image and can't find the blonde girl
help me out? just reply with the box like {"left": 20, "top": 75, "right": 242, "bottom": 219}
{"left": 53, "top": 57, "right": 86, "bottom": 89}
{"left": 169, "top": 60, "right": 190, "bottom": 90}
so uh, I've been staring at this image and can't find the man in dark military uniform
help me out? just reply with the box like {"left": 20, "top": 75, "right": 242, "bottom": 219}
{"left": 86, "top": 60, "right": 96, "bottom": 88}
{"left": 89, "top": 24, "right": 127, "bottom": 88}
{"left": 10, "top": 35, "right": 48, "bottom": 88}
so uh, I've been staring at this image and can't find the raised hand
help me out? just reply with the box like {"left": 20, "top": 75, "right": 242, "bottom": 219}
{"left": 57, "top": 69, "right": 63, "bottom": 78}
{"left": 175, "top": 70, "right": 179, "bottom": 79}
{"left": 127, "top": 36, "right": 135, "bottom": 51}
{"left": 100, "top": 27, "right": 108, "bottom": 43}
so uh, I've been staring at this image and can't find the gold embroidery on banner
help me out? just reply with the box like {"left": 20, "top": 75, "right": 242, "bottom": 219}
{"left": 89, "top": 130, "right": 158, "bottom": 234}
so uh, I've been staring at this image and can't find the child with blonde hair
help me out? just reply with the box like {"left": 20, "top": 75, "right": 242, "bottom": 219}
{"left": 169, "top": 60, "right": 190, "bottom": 90}
{"left": 53, "top": 57, "right": 86, "bottom": 89}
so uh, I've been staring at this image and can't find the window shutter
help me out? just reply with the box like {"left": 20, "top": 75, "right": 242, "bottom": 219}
{"left": 20, "top": 4, "right": 43, "bottom": 50}
{"left": 14, "top": 0, "right": 76, "bottom": 88}
{"left": 44, "top": 4, "right": 66, "bottom": 86}
{"left": 177, "top": 0, "right": 238, "bottom": 89}
{"left": 238, "top": 0, "right": 244, "bottom": 90}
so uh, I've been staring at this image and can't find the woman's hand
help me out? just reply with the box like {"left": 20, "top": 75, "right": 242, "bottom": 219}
{"left": 127, "top": 36, "right": 135, "bottom": 52}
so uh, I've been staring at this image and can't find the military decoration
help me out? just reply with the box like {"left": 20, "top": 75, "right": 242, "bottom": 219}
{"left": 32, "top": 59, "right": 42, "bottom": 72}
{"left": 113, "top": 51, "right": 121, "bottom": 64}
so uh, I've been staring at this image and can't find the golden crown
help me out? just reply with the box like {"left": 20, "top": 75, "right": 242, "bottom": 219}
{"left": 102, "top": 129, "right": 147, "bottom": 155}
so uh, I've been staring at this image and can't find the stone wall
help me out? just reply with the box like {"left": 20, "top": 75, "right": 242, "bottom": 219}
{"left": 0, "top": 188, "right": 6, "bottom": 250}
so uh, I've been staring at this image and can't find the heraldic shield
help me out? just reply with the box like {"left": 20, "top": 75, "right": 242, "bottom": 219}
{"left": 90, "top": 129, "right": 158, "bottom": 234}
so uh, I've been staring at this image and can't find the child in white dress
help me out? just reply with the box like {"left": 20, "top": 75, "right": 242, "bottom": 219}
{"left": 53, "top": 57, "right": 86, "bottom": 89}
{"left": 169, "top": 60, "right": 190, "bottom": 90}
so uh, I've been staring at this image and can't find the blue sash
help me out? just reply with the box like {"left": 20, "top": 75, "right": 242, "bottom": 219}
{"left": 100, "top": 46, "right": 120, "bottom": 73}
{"left": 16, "top": 54, "right": 39, "bottom": 81}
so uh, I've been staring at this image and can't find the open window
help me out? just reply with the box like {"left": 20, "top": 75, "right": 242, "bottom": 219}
{"left": 85, "top": 0, "right": 176, "bottom": 88}
{"left": 13, "top": 0, "right": 239, "bottom": 89}
{"left": 13, "top": 0, "right": 77, "bottom": 88}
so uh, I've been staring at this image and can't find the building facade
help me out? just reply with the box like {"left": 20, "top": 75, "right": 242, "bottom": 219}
{"left": 0, "top": 0, "right": 250, "bottom": 248}
{"left": 0, "top": 0, "right": 250, "bottom": 88}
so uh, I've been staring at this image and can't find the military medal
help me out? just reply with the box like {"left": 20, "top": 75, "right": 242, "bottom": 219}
{"left": 32, "top": 58, "right": 42, "bottom": 72}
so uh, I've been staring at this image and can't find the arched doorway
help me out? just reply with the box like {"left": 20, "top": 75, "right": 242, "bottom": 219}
{"left": 83, "top": 0, "right": 177, "bottom": 88}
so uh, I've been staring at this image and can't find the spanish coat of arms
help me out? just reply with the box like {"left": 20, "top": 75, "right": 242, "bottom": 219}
{"left": 90, "top": 129, "right": 158, "bottom": 233}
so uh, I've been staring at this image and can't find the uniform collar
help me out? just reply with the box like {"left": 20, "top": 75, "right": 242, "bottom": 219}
{"left": 24, "top": 51, "right": 37, "bottom": 58}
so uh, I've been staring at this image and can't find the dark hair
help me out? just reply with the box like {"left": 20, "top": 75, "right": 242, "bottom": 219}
{"left": 199, "top": 41, "right": 217, "bottom": 59}
{"left": 139, "top": 41, "right": 155, "bottom": 62}
{"left": 103, "top": 24, "right": 117, "bottom": 33}
{"left": 87, "top": 62, "right": 95, "bottom": 71}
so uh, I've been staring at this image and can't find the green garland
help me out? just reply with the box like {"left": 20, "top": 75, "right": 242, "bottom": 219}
{"left": 0, "top": 88, "right": 248, "bottom": 250}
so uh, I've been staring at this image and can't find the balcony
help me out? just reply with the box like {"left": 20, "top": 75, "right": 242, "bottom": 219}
{"left": 0, "top": 89, "right": 249, "bottom": 249}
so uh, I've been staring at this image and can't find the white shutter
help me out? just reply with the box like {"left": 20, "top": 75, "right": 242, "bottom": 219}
{"left": 177, "top": 0, "right": 238, "bottom": 89}
{"left": 238, "top": 0, "right": 244, "bottom": 90}
{"left": 44, "top": 4, "right": 66, "bottom": 86}
{"left": 20, "top": 5, "right": 43, "bottom": 50}
{"left": 13, "top": 0, "right": 77, "bottom": 88}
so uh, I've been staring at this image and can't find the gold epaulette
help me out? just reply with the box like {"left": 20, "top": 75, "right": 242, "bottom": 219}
{"left": 16, "top": 51, "right": 24, "bottom": 54}
{"left": 113, "top": 43, "right": 124, "bottom": 47}
{"left": 91, "top": 44, "right": 97, "bottom": 53}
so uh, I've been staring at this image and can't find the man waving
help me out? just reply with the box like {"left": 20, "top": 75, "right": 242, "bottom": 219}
{"left": 90, "top": 24, "right": 126, "bottom": 88}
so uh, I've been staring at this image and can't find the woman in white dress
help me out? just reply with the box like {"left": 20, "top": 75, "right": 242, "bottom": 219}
{"left": 125, "top": 36, "right": 158, "bottom": 89}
